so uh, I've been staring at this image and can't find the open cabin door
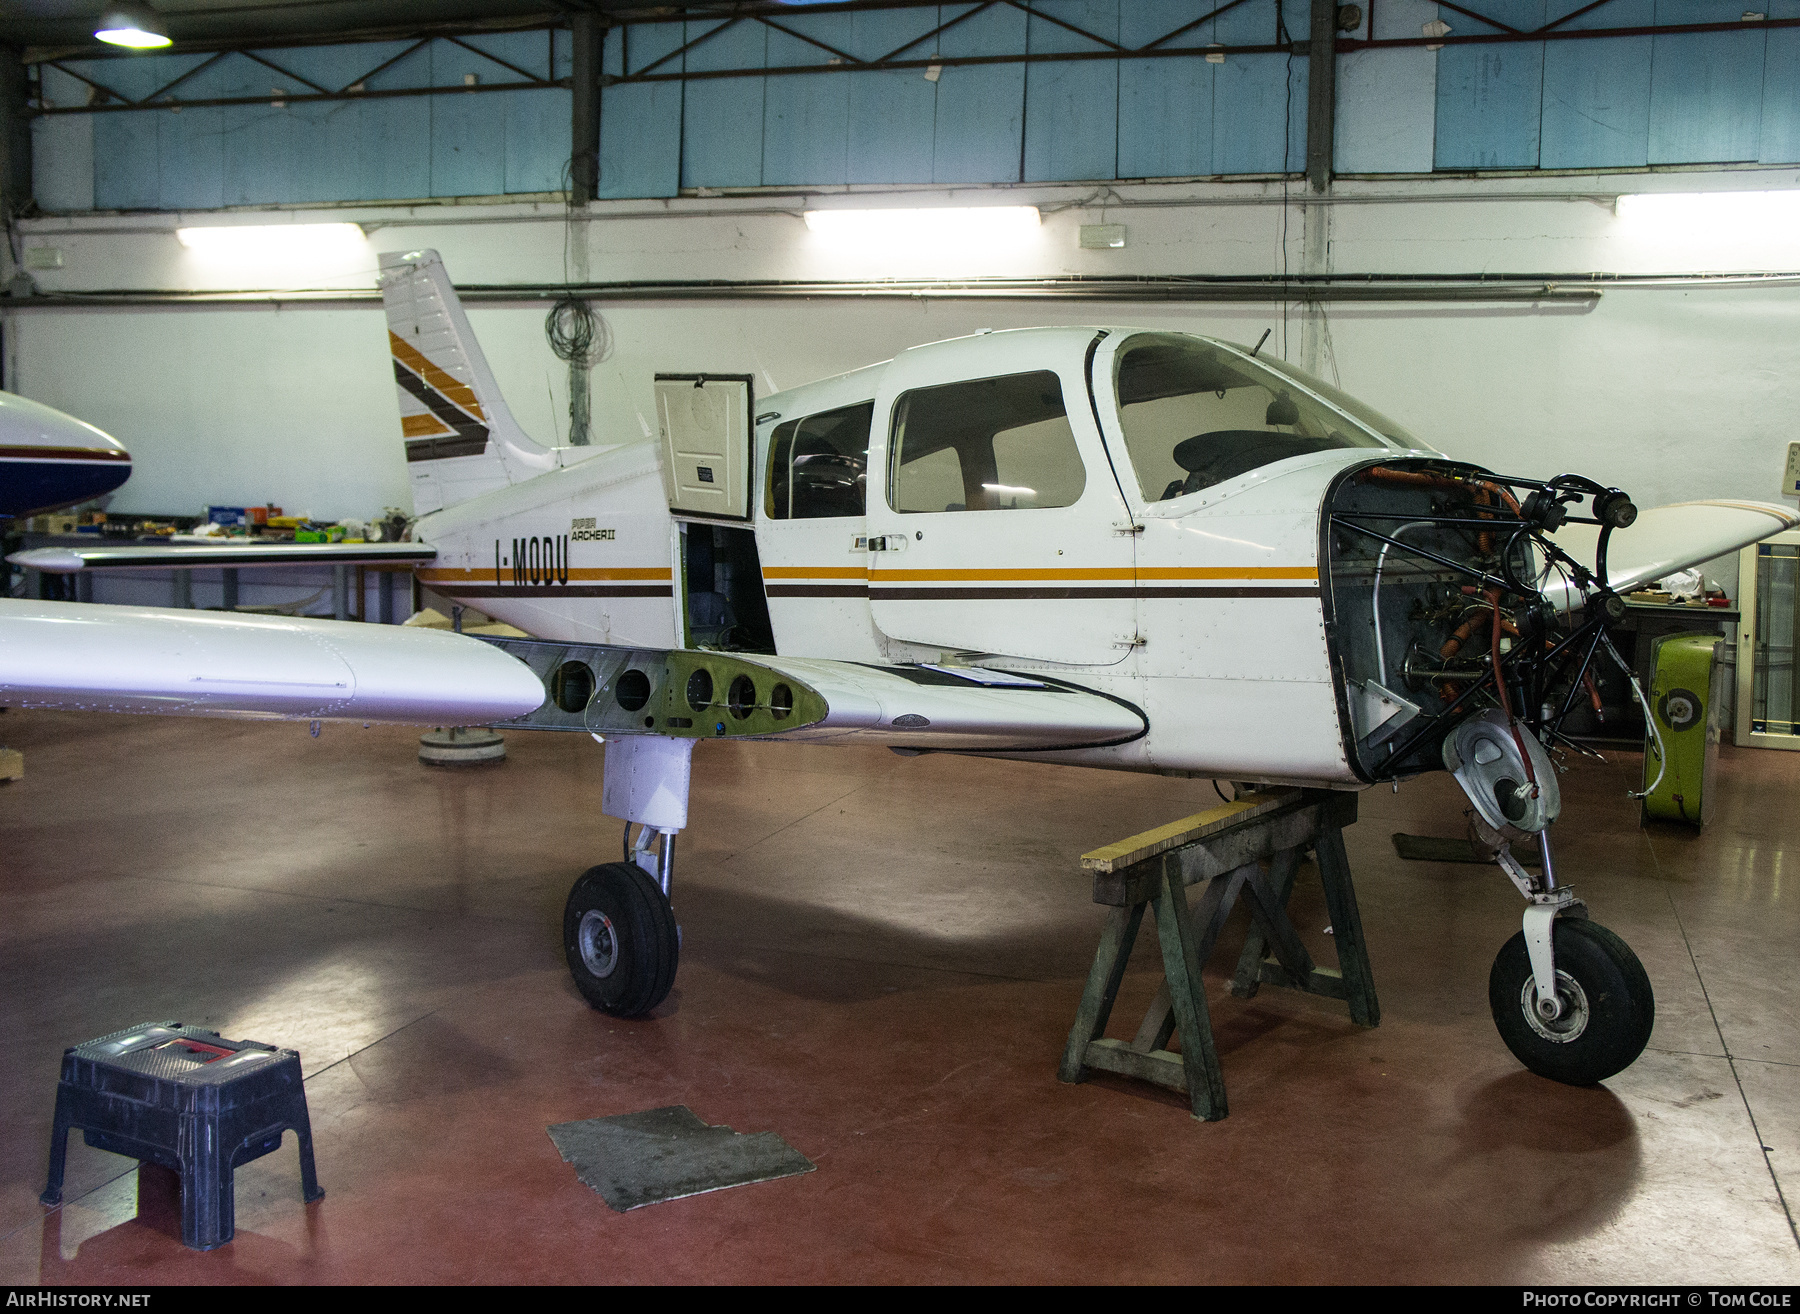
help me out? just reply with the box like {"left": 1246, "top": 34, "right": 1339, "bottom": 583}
{"left": 655, "top": 374, "right": 753, "bottom": 521}
{"left": 655, "top": 374, "right": 773, "bottom": 653}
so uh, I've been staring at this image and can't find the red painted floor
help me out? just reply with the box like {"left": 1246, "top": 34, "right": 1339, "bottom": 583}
{"left": 0, "top": 709, "right": 1795, "bottom": 1283}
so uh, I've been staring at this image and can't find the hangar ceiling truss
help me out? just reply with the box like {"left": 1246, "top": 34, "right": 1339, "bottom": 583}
{"left": 28, "top": 0, "right": 1800, "bottom": 116}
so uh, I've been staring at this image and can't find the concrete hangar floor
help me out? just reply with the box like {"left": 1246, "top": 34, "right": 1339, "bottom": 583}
{"left": 0, "top": 709, "right": 1795, "bottom": 1285}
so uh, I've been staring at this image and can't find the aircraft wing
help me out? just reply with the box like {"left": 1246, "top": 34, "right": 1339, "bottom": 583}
{"left": 0, "top": 598, "right": 544, "bottom": 723}
{"left": 1543, "top": 498, "right": 1799, "bottom": 608}
{"left": 484, "top": 638, "right": 1147, "bottom": 752}
{"left": 8, "top": 542, "right": 436, "bottom": 572}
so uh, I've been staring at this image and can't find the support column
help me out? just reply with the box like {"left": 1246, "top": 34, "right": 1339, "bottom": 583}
{"left": 333, "top": 564, "right": 348, "bottom": 621}
{"left": 221, "top": 568, "right": 238, "bottom": 611}
{"left": 0, "top": 44, "right": 32, "bottom": 219}
{"left": 570, "top": 14, "right": 601, "bottom": 205}
{"left": 1305, "top": 0, "right": 1337, "bottom": 195}
{"left": 1298, "top": 0, "right": 1340, "bottom": 377}
{"left": 1299, "top": 201, "right": 1332, "bottom": 377}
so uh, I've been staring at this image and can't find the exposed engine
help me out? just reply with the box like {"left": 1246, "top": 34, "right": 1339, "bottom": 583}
{"left": 1321, "top": 458, "right": 1642, "bottom": 801}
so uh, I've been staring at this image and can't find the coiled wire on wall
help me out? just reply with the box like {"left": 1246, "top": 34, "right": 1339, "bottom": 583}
{"left": 544, "top": 295, "right": 612, "bottom": 446}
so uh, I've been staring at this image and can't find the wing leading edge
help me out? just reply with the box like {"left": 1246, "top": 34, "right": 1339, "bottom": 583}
{"left": 0, "top": 599, "right": 544, "bottom": 723}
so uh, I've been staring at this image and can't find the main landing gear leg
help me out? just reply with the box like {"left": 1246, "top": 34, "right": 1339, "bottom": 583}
{"left": 563, "top": 736, "right": 692, "bottom": 1018}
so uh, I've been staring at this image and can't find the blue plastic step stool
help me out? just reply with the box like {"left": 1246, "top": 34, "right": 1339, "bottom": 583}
{"left": 40, "top": 1021, "right": 324, "bottom": 1250}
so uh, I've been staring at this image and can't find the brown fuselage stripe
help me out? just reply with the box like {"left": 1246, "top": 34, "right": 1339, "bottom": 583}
{"left": 0, "top": 445, "right": 130, "bottom": 462}
{"left": 767, "top": 584, "right": 871, "bottom": 598}
{"left": 429, "top": 584, "right": 672, "bottom": 599}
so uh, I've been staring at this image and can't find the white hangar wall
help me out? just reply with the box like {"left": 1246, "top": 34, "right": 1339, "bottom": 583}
{"left": 7, "top": 173, "right": 1799, "bottom": 593}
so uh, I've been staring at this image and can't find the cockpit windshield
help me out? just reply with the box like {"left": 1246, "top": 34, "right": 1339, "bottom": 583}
{"left": 1112, "top": 333, "right": 1408, "bottom": 504}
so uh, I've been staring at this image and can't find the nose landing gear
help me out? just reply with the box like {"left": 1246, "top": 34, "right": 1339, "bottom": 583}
{"left": 1447, "top": 711, "right": 1655, "bottom": 1085}
{"left": 1488, "top": 917, "right": 1654, "bottom": 1085}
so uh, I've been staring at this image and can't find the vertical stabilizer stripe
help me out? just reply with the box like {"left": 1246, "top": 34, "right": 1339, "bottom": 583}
{"left": 394, "top": 361, "right": 491, "bottom": 458}
{"left": 389, "top": 331, "right": 487, "bottom": 421}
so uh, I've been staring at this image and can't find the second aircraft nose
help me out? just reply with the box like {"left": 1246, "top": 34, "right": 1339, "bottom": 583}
{"left": 0, "top": 390, "right": 132, "bottom": 519}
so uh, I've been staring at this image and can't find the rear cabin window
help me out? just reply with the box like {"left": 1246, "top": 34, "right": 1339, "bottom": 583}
{"left": 765, "top": 401, "right": 873, "bottom": 519}
{"left": 888, "top": 371, "right": 1086, "bottom": 513}
{"left": 1113, "top": 334, "right": 1389, "bottom": 505}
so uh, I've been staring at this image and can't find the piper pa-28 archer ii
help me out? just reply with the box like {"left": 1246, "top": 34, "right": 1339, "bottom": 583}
{"left": 5, "top": 248, "right": 1795, "bottom": 1089}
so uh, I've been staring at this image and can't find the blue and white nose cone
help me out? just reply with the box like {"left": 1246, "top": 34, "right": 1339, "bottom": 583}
{"left": 0, "top": 391, "right": 131, "bottom": 519}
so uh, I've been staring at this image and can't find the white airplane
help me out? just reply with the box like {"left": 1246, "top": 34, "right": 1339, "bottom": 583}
{"left": 0, "top": 389, "right": 132, "bottom": 520}
{"left": 5, "top": 248, "right": 1795, "bottom": 1089}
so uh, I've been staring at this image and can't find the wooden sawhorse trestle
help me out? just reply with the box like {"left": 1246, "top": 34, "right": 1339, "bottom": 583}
{"left": 1058, "top": 789, "right": 1379, "bottom": 1121}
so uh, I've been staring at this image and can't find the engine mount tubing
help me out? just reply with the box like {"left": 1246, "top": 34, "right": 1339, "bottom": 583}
{"left": 1548, "top": 619, "right": 1611, "bottom": 730}
{"left": 1378, "top": 607, "right": 1603, "bottom": 771}
{"left": 1336, "top": 511, "right": 1533, "bottom": 530}
{"left": 1333, "top": 518, "right": 1510, "bottom": 592}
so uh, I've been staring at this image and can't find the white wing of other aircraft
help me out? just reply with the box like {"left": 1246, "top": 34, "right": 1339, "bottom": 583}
{"left": 4, "top": 245, "right": 1797, "bottom": 1094}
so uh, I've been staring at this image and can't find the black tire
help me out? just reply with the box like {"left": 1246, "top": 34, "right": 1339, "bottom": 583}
{"left": 1489, "top": 918, "right": 1654, "bottom": 1085}
{"left": 563, "top": 862, "right": 678, "bottom": 1018}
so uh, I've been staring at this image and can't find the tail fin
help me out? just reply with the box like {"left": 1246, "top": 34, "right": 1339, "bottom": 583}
{"left": 378, "top": 248, "right": 553, "bottom": 516}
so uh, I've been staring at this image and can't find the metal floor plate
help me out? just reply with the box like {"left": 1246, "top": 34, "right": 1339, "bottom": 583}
{"left": 547, "top": 1105, "right": 816, "bottom": 1212}
{"left": 1390, "top": 832, "right": 1542, "bottom": 866}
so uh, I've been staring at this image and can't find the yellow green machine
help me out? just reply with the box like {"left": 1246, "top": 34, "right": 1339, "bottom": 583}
{"left": 1642, "top": 634, "right": 1727, "bottom": 827}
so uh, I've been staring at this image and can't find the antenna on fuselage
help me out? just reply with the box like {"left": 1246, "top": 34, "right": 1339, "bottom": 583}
{"left": 1250, "top": 328, "right": 1272, "bottom": 358}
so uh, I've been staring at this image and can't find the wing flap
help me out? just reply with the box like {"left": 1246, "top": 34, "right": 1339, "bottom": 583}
{"left": 1545, "top": 499, "right": 1799, "bottom": 607}
{"left": 482, "top": 639, "right": 1146, "bottom": 752}
{"left": 0, "top": 599, "right": 544, "bottom": 724}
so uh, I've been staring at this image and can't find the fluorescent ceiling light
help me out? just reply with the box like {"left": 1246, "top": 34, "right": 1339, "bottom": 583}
{"left": 95, "top": 1, "right": 170, "bottom": 48}
{"left": 1616, "top": 190, "right": 1800, "bottom": 239}
{"left": 804, "top": 206, "right": 1042, "bottom": 251}
{"left": 176, "top": 223, "right": 367, "bottom": 261}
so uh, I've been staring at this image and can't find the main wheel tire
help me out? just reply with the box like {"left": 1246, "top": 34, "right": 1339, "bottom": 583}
{"left": 563, "top": 861, "right": 678, "bottom": 1018}
{"left": 1489, "top": 917, "right": 1654, "bottom": 1085}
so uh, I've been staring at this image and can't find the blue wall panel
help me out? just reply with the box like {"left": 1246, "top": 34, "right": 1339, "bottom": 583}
{"left": 1434, "top": 0, "right": 1546, "bottom": 169}
{"left": 1763, "top": 0, "right": 1800, "bottom": 162}
{"left": 430, "top": 40, "right": 507, "bottom": 199}
{"left": 1649, "top": 0, "right": 1766, "bottom": 163}
{"left": 934, "top": 3, "right": 1027, "bottom": 182}
{"left": 92, "top": 112, "right": 158, "bottom": 210}
{"left": 598, "top": 24, "right": 683, "bottom": 199}
{"left": 1539, "top": 0, "right": 1651, "bottom": 169}
{"left": 681, "top": 21, "right": 767, "bottom": 189}
{"left": 1213, "top": 1, "right": 1305, "bottom": 175}
{"left": 53, "top": 0, "right": 1800, "bottom": 208}
{"left": 1117, "top": 0, "right": 1214, "bottom": 179}
{"left": 1022, "top": 1, "right": 1119, "bottom": 183}
{"left": 845, "top": 7, "right": 940, "bottom": 185}
{"left": 350, "top": 41, "right": 435, "bottom": 202}
{"left": 762, "top": 14, "right": 852, "bottom": 185}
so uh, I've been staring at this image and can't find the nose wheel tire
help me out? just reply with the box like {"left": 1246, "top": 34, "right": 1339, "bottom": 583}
{"left": 1489, "top": 918, "right": 1654, "bottom": 1085}
{"left": 563, "top": 862, "right": 678, "bottom": 1018}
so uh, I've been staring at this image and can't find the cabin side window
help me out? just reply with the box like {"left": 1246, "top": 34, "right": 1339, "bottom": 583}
{"left": 888, "top": 370, "right": 1087, "bottom": 514}
{"left": 764, "top": 401, "right": 874, "bottom": 520}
